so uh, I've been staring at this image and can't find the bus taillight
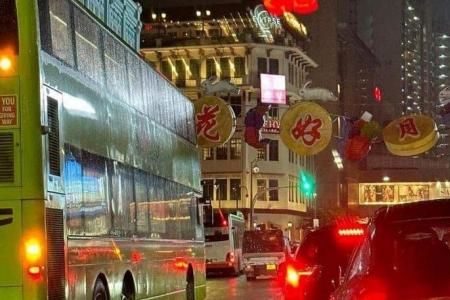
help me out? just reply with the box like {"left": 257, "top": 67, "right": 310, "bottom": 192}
{"left": 24, "top": 238, "right": 44, "bottom": 279}
{"left": 0, "top": 56, "right": 12, "bottom": 71}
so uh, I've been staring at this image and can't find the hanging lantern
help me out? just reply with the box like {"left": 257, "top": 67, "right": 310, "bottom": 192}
{"left": 345, "top": 135, "right": 371, "bottom": 161}
{"left": 383, "top": 115, "right": 439, "bottom": 156}
{"left": 263, "top": 0, "right": 293, "bottom": 16}
{"left": 293, "top": 0, "right": 319, "bottom": 15}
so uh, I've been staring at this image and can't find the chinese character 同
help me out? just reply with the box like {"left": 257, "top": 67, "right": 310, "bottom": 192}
{"left": 196, "top": 104, "right": 220, "bottom": 142}
{"left": 291, "top": 114, "right": 322, "bottom": 146}
{"left": 398, "top": 117, "right": 420, "bottom": 140}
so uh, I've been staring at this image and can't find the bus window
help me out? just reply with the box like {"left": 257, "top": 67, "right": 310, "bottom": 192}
{"left": 0, "top": 0, "right": 19, "bottom": 54}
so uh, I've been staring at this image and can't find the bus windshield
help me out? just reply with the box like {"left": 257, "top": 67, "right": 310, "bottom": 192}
{"left": 243, "top": 230, "right": 284, "bottom": 253}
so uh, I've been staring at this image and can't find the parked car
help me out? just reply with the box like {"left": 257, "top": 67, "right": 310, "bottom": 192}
{"left": 332, "top": 199, "right": 450, "bottom": 300}
{"left": 242, "top": 229, "right": 292, "bottom": 281}
{"left": 281, "top": 219, "right": 366, "bottom": 300}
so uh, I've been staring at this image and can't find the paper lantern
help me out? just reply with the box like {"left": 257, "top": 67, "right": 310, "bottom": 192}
{"left": 293, "top": 0, "right": 319, "bottom": 15}
{"left": 194, "top": 96, "right": 236, "bottom": 148}
{"left": 264, "top": 0, "right": 318, "bottom": 16}
{"left": 345, "top": 135, "right": 371, "bottom": 161}
{"left": 383, "top": 115, "right": 439, "bottom": 156}
{"left": 280, "top": 101, "right": 332, "bottom": 156}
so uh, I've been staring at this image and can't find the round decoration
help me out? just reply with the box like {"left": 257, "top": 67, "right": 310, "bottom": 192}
{"left": 194, "top": 96, "right": 236, "bottom": 148}
{"left": 280, "top": 101, "right": 332, "bottom": 156}
{"left": 383, "top": 115, "right": 439, "bottom": 156}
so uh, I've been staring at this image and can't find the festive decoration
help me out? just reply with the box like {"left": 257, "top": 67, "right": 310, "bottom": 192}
{"left": 344, "top": 112, "right": 380, "bottom": 161}
{"left": 439, "top": 86, "right": 450, "bottom": 125}
{"left": 244, "top": 103, "right": 273, "bottom": 148}
{"left": 201, "top": 76, "right": 240, "bottom": 95}
{"left": 263, "top": 0, "right": 319, "bottom": 16}
{"left": 298, "top": 81, "right": 338, "bottom": 102}
{"left": 194, "top": 96, "right": 236, "bottom": 148}
{"left": 280, "top": 101, "right": 332, "bottom": 155}
{"left": 383, "top": 115, "right": 439, "bottom": 157}
{"left": 373, "top": 86, "right": 382, "bottom": 102}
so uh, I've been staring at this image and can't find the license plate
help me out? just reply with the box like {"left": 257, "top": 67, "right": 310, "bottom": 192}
{"left": 266, "top": 264, "right": 276, "bottom": 270}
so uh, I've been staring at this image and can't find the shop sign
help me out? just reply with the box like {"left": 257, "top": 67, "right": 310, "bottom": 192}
{"left": 250, "top": 5, "right": 282, "bottom": 41}
{"left": 194, "top": 96, "right": 236, "bottom": 148}
{"left": 0, "top": 95, "right": 17, "bottom": 126}
{"left": 280, "top": 101, "right": 332, "bottom": 155}
{"left": 262, "top": 117, "right": 280, "bottom": 134}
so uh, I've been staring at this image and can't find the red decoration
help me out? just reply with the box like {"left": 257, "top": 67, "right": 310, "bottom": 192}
{"left": 263, "top": 0, "right": 319, "bottom": 16}
{"left": 373, "top": 86, "right": 382, "bottom": 102}
{"left": 345, "top": 135, "right": 371, "bottom": 161}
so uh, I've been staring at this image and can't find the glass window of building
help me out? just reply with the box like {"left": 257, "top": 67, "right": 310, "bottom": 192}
{"left": 230, "top": 179, "right": 241, "bottom": 201}
{"left": 230, "top": 138, "right": 242, "bottom": 159}
{"left": 288, "top": 64, "right": 293, "bottom": 84}
{"left": 257, "top": 146, "right": 267, "bottom": 160}
{"left": 202, "top": 179, "right": 214, "bottom": 199}
{"left": 161, "top": 60, "right": 172, "bottom": 80}
{"left": 234, "top": 57, "right": 245, "bottom": 78}
{"left": 190, "top": 59, "right": 200, "bottom": 81}
{"left": 269, "top": 58, "right": 279, "bottom": 75}
{"left": 175, "top": 59, "right": 186, "bottom": 87}
{"left": 203, "top": 147, "right": 214, "bottom": 160}
{"left": 257, "top": 57, "right": 267, "bottom": 78}
{"left": 216, "top": 144, "right": 228, "bottom": 160}
{"left": 216, "top": 179, "right": 227, "bottom": 201}
{"left": 209, "top": 28, "right": 220, "bottom": 37}
{"left": 269, "top": 179, "right": 279, "bottom": 201}
{"left": 257, "top": 179, "right": 267, "bottom": 201}
{"left": 220, "top": 57, "right": 231, "bottom": 79}
{"left": 268, "top": 106, "right": 279, "bottom": 118}
{"left": 268, "top": 140, "right": 279, "bottom": 161}
{"left": 230, "top": 96, "right": 242, "bottom": 117}
{"left": 206, "top": 58, "right": 216, "bottom": 78}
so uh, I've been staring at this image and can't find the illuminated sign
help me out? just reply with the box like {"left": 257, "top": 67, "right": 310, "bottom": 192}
{"left": 262, "top": 118, "right": 280, "bottom": 134}
{"left": 250, "top": 5, "right": 282, "bottom": 42}
{"left": 261, "top": 74, "right": 286, "bottom": 104}
{"left": 283, "top": 12, "right": 308, "bottom": 37}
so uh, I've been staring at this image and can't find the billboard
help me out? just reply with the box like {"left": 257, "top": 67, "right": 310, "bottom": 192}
{"left": 261, "top": 74, "right": 286, "bottom": 104}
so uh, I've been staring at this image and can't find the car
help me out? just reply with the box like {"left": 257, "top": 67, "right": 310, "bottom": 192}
{"left": 332, "top": 199, "right": 450, "bottom": 300}
{"left": 242, "top": 229, "right": 292, "bottom": 281}
{"left": 280, "top": 218, "right": 366, "bottom": 300}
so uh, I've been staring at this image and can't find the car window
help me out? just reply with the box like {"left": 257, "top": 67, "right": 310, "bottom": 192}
{"left": 346, "top": 235, "right": 371, "bottom": 281}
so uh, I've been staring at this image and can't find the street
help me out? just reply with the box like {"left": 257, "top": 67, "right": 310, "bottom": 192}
{"left": 206, "top": 275, "right": 283, "bottom": 300}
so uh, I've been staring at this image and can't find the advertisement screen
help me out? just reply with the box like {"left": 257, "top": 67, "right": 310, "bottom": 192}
{"left": 261, "top": 74, "right": 286, "bottom": 104}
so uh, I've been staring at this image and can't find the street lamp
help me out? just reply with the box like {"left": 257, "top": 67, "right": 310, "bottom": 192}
{"left": 151, "top": 12, "right": 167, "bottom": 36}
{"left": 287, "top": 221, "right": 293, "bottom": 240}
{"left": 195, "top": 10, "right": 211, "bottom": 37}
{"left": 249, "top": 158, "right": 261, "bottom": 228}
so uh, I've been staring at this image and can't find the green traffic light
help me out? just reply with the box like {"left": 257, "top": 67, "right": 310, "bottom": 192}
{"left": 299, "top": 170, "right": 316, "bottom": 196}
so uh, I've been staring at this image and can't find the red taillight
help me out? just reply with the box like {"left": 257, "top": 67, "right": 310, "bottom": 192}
{"left": 226, "top": 252, "right": 235, "bottom": 264}
{"left": 222, "top": 220, "right": 228, "bottom": 226}
{"left": 361, "top": 292, "right": 387, "bottom": 300}
{"left": 23, "top": 237, "right": 44, "bottom": 280}
{"left": 286, "top": 266, "right": 300, "bottom": 287}
{"left": 338, "top": 228, "right": 364, "bottom": 236}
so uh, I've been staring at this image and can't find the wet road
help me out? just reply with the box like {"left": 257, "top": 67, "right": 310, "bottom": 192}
{"left": 205, "top": 275, "right": 283, "bottom": 300}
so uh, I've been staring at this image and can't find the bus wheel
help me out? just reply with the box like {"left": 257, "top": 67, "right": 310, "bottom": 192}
{"left": 93, "top": 278, "right": 109, "bottom": 300}
{"left": 186, "top": 265, "right": 195, "bottom": 300}
{"left": 121, "top": 271, "right": 136, "bottom": 300}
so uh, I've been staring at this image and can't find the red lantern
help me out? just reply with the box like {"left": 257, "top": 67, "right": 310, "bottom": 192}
{"left": 264, "top": 0, "right": 293, "bottom": 16}
{"left": 345, "top": 135, "right": 371, "bottom": 161}
{"left": 293, "top": 0, "right": 319, "bottom": 15}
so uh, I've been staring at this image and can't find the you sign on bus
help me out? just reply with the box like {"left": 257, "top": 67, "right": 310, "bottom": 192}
{"left": 0, "top": 95, "right": 17, "bottom": 126}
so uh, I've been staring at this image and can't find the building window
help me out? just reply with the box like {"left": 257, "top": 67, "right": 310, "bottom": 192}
{"left": 269, "top": 179, "right": 278, "bottom": 201}
{"left": 215, "top": 179, "right": 227, "bottom": 201}
{"left": 203, "top": 148, "right": 214, "bottom": 160}
{"left": 257, "top": 146, "right": 267, "bottom": 160}
{"left": 288, "top": 64, "right": 293, "bottom": 84}
{"left": 161, "top": 60, "right": 172, "bottom": 80}
{"left": 289, "top": 150, "right": 293, "bottom": 163}
{"left": 257, "top": 57, "right": 267, "bottom": 78}
{"left": 216, "top": 144, "right": 228, "bottom": 160}
{"left": 202, "top": 179, "right": 214, "bottom": 199}
{"left": 268, "top": 106, "right": 278, "bottom": 118}
{"left": 206, "top": 58, "right": 216, "bottom": 78}
{"left": 220, "top": 57, "right": 231, "bottom": 79}
{"left": 230, "top": 96, "right": 242, "bottom": 117}
{"left": 234, "top": 57, "right": 245, "bottom": 78}
{"left": 269, "top": 58, "right": 279, "bottom": 75}
{"left": 268, "top": 140, "right": 278, "bottom": 161}
{"left": 230, "top": 138, "right": 242, "bottom": 159}
{"left": 190, "top": 59, "right": 200, "bottom": 81}
{"left": 230, "top": 179, "right": 241, "bottom": 201}
{"left": 257, "top": 179, "right": 267, "bottom": 201}
{"left": 208, "top": 28, "right": 220, "bottom": 37}
{"left": 175, "top": 59, "right": 186, "bottom": 87}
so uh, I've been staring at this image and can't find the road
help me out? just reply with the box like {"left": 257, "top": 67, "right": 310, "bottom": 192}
{"left": 205, "top": 275, "right": 283, "bottom": 300}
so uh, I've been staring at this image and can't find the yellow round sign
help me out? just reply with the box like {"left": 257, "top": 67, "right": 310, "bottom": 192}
{"left": 194, "top": 96, "right": 236, "bottom": 148}
{"left": 280, "top": 102, "right": 332, "bottom": 156}
{"left": 383, "top": 115, "right": 439, "bottom": 156}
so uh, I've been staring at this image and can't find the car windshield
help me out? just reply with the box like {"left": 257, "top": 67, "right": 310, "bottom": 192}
{"left": 242, "top": 230, "right": 284, "bottom": 253}
{"left": 375, "top": 218, "right": 450, "bottom": 290}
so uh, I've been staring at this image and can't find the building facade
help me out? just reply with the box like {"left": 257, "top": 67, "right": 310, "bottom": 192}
{"left": 141, "top": 5, "right": 318, "bottom": 235}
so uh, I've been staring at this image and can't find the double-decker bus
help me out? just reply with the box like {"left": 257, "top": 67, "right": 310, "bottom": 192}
{"left": 0, "top": 0, "right": 205, "bottom": 299}
{"left": 204, "top": 210, "right": 245, "bottom": 275}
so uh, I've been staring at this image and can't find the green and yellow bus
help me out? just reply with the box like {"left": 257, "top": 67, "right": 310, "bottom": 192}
{"left": 0, "top": 0, "right": 206, "bottom": 299}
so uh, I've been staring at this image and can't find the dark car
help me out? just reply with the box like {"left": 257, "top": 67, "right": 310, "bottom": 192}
{"left": 281, "top": 219, "right": 366, "bottom": 300}
{"left": 332, "top": 199, "right": 450, "bottom": 300}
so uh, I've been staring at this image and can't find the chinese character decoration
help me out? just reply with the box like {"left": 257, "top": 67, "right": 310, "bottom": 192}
{"left": 194, "top": 96, "right": 236, "bottom": 148}
{"left": 244, "top": 103, "right": 274, "bottom": 148}
{"left": 383, "top": 115, "right": 439, "bottom": 157}
{"left": 280, "top": 101, "right": 332, "bottom": 156}
{"left": 344, "top": 112, "right": 381, "bottom": 162}
{"left": 263, "top": 0, "right": 319, "bottom": 16}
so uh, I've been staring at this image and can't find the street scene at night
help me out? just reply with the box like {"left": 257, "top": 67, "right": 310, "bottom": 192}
{"left": 1, "top": 0, "right": 450, "bottom": 299}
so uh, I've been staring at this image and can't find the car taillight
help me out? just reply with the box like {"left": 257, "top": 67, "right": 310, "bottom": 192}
{"left": 361, "top": 292, "right": 387, "bottom": 300}
{"left": 286, "top": 265, "right": 300, "bottom": 287}
{"left": 226, "top": 252, "right": 235, "bottom": 264}
{"left": 24, "top": 238, "right": 44, "bottom": 279}
{"left": 338, "top": 228, "right": 365, "bottom": 236}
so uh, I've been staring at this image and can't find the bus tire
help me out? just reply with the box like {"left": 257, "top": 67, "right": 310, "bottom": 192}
{"left": 93, "top": 278, "right": 109, "bottom": 300}
{"left": 186, "top": 265, "right": 195, "bottom": 300}
{"left": 121, "top": 271, "right": 136, "bottom": 300}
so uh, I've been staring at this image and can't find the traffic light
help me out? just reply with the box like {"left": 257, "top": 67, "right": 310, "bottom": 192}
{"left": 299, "top": 170, "right": 316, "bottom": 196}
